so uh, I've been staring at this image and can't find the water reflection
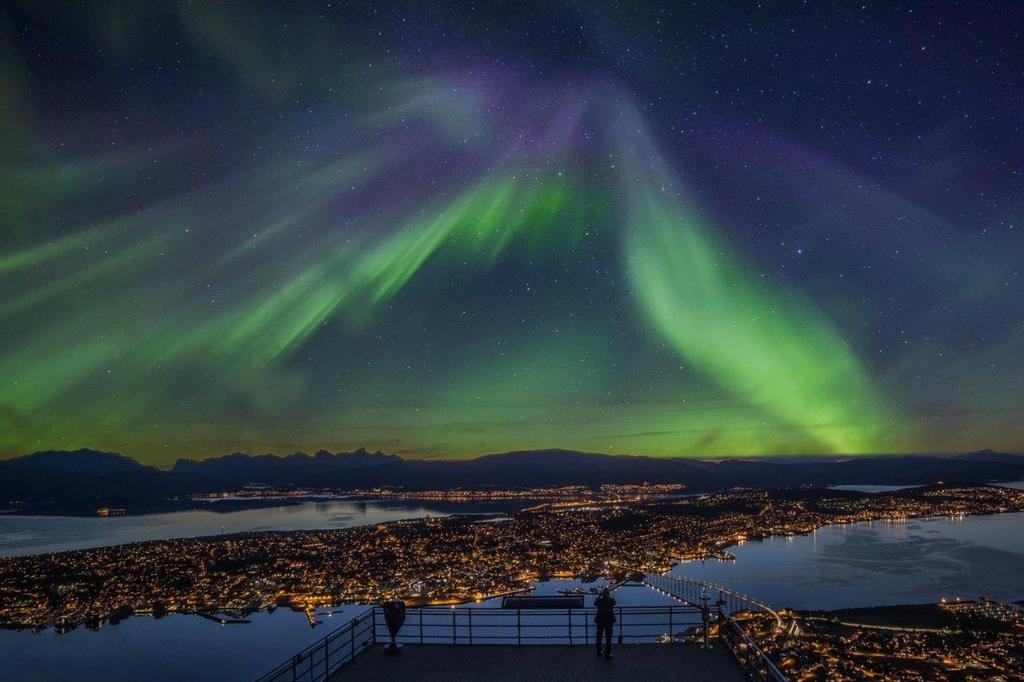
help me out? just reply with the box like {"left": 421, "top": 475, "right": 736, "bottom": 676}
{"left": 671, "top": 511, "right": 1024, "bottom": 610}
{"left": 0, "top": 606, "right": 370, "bottom": 682}
{"left": 1, "top": 502, "right": 1023, "bottom": 680}
{"left": 0, "top": 499, "right": 523, "bottom": 556}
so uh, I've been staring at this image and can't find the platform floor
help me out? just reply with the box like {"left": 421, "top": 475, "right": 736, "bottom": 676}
{"left": 331, "top": 643, "right": 744, "bottom": 681}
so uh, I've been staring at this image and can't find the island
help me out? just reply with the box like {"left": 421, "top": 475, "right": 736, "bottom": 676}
{"left": 1, "top": 484, "right": 1022, "bottom": 633}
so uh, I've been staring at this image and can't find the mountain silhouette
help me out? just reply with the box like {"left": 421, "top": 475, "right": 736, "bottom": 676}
{"left": 2, "top": 447, "right": 1023, "bottom": 515}
{"left": 0, "top": 449, "right": 221, "bottom": 514}
{"left": 4, "top": 448, "right": 146, "bottom": 475}
{"left": 171, "top": 448, "right": 399, "bottom": 486}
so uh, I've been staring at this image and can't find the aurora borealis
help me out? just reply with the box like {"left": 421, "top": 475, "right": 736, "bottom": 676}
{"left": 1, "top": 2, "right": 1022, "bottom": 464}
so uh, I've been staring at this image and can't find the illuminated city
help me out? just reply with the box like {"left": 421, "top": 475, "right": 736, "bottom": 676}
{"left": 2, "top": 485, "right": 1021, "bottom": 635}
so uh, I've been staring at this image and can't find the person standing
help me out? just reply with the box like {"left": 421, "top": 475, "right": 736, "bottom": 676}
{"left": 594, "top": 588, "right": 617, "bottom": 659}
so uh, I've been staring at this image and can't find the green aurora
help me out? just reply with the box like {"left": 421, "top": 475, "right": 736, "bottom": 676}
{"left": 1, "top": 4, "right": 1022, "bottom": 464}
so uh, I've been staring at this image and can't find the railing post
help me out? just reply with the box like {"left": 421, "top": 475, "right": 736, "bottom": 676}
{"left": 517, "top": 609, "right": 522, "bottom": 646}
{"left": 701, "top": 602, "right": 711, "bottom": 649}
{"left": 350, "top": 619, "right": 355, "bottom": 661}
{"left": 568, "top": 608, "right": 572, "bottom": 645}
{"left": 452, "top": 609, "right": 457, "bottom": 644}
{"left": 617, "top": 606, "right": 623, "bottom": 644}
{"left": 371, "top": 608, "right": 377, "bottom": 645}
{"left": 469, "top": 608, "right": 473, "bottom": 645}
{"left": 419, "top": 609, "right": 424, "bottom": 645}
{"left": 669, "top": 606, "right": 673, "bottom": 642}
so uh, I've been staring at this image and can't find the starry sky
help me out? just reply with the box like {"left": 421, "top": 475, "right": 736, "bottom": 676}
{"left": 1, "top": 2, "right": 1022, "bottom": 464}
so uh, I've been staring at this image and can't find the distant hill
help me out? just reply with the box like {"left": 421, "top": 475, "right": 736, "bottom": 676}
{"left": 2, "top": 447, "right": 1023, "bottom": 514}
{"left": 166, "top": 447, "right": 1024, "bottom": 490}
{"left": 0, "top": 449, "right": 222, "bottom": 514}
{"left": 308, "top": 449, "right": 722, "bottom": 490}
{"left": 170, "top": 448, "right": 400, "bottom": 486}
{"left": 302, "top": 449, "right": 1024, "bottom": 491}
{"left": 699, "top": 453, "right": 1024, "bottom": 488}
{"left": 951, "top": 449, "right": 1024, "bottom": 465}
{"left": 3, "top": 448, "right": 146, "bottom": 475}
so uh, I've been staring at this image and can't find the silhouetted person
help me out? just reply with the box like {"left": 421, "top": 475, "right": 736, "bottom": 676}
{"left": 594, "top": 588, "right": 616, "bottom": 659}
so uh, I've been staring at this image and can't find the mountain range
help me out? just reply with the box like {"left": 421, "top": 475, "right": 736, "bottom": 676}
{"left": 3, "top": 447, "right": 1024, "bottom": 515}
{"left": 175, "top": 447, "right": 1024, "bottom": 490}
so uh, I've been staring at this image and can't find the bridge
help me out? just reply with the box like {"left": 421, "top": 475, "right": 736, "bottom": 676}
{"left": 256, "top": 575, "right": 788, "bottom": 682}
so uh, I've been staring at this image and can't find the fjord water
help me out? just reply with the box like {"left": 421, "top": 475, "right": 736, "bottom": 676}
{"left": 0, "top": 498, "right": 524, "bottom": 556}
{"left": 671, "top": 510, "right": 1024, "bottom": 610}
{"left": 0, "top": 606, "right": 372, "bottom": 682}
{"left": 3, "top": 499, "right": 1024, "bottom": 681}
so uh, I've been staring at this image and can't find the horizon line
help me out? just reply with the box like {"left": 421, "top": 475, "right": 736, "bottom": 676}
{"left": 1, "top": 445, "right": 1011, "bottom": 470}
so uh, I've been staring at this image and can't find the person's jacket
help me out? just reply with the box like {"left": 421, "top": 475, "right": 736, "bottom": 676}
{"left": 594, "top": 595, "right": 616, "bottom": 625}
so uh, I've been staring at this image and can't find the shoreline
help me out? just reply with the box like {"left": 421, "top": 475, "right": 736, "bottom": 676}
{"left": 691, "top": 508, "right": 1004, "bottom": 564}
{"left": 7, "top": 479, "right": 1023, "bottom": 519}
{"left": 5, "top": 486, "right": 1024, "bottom": 561}
{"left": 3, "top": 485, "right": 1023, "bottom": 633}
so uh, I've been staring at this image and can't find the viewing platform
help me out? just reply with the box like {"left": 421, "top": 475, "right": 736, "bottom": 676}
{"left": 333, "top": 643, "right": 742, "bottom": 681}
{"left": 258, "top": 575, "right": 786, "bottom": 682}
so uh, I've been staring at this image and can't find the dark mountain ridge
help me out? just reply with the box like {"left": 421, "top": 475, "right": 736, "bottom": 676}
{"left": 171, "top": 448, "right": 399, "bottom": 486}
{"left": 307, "top": 449, "right": 722, "bottom": 490}
{"left": 3, "top": 448, "right": 146, "bottom": 475}
{"left": 2, "top": 448, "right": 1023, "bottom": 514}
{"left": 0, "top": 449, "right": 223, "bottom": 514}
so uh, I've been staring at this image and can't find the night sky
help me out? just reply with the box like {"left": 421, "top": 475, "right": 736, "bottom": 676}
{"left": 2, "top": 2, "right": 1022, "bottom": 464}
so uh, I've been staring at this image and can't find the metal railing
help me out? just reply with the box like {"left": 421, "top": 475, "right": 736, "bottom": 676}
{"left": 256, "top": 604, "right": 704, "bottom": 682}
{"left": 645, "top": 574, "right": 788, "bottom": 681}
{"left": 719, "top": 617, "right": 788, "bottom": 682}
{"left": 375, "top": 604, "right": 703, "bottom": 646}
{"left": 645, "top": 573, "right": 781, "bottom": 624}
{"left": 256, "top": 608, "right": 375, "bottom": 682}
{"left": 257, "top": 574, "right": 791, "bottom": 682}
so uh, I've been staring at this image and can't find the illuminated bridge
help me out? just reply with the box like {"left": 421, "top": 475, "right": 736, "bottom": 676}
{"left": 256, "top": 576, "right": 787, "bottom": 682}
